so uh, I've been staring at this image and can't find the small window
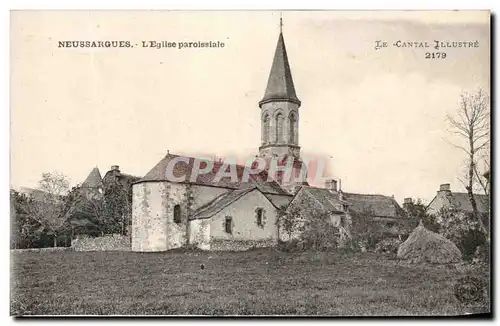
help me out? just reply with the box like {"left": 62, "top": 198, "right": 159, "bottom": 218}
{"left": 387, "top": 222, "right": 395, "bottom": 228}
{"left": 225, "top": 216, "right": 232, "bottom": 234}
{"left": 256, "top": 208, "right": 263, "bottom": 227}
{"left": 173, "top": 205, "right": 181, "bottom": 224}
{"left": 342, "top": 204, "right": 348, "bottom": 212}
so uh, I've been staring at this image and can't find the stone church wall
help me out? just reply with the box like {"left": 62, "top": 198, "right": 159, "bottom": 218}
{"left": 131, "top": 182, "right": 169, "bottom": 252}
{"left": 210, "top": 189, "right": 279, "bottom": 245}
{"left": 188, "top": 218, "right": 211, "bottom": 250}
{"left": 131, "top": 181, "right": 230, "bottom": 252}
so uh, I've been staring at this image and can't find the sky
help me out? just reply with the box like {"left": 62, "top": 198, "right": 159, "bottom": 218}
{"left": 10, "top": 10, "right": 490, "bottom": 204}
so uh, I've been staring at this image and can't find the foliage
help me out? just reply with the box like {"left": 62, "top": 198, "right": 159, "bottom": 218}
{"left": 10, "top": 190, "right": 41, "bottom": 249}
{"left": 300, "top": 211, "right": 341, "bottom": 251}
{"left": 437, "top": 207, "right": 487, "bottom": 261}
{"left": 102, "top": 180, "right": 132, "bottom": 235}
{"left": 374, "top": 238, "right": 401, "bottom": 255}
{"left": 25, "top": 172, "right": 71, "bottom": 247}
{"left": 446, "top": 88, "right": 490, "bottom": 235}
{"left": 276, "top": 205, "right": 304, "bottom": 242}
{"left": 349, "top": 211, "right": 385, "bottom": 250}
{"left": 402, "top": 198, "right": 440, "bottom": 234}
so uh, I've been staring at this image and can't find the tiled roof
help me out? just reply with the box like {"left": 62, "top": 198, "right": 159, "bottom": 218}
{"left": 137, "top": 153, "right": 288, "bottom": 195}
{"left": 302, "top": 187, "right": 346, "bottom": 213}
{"left": 342, "top": 192, "right": 404, "bottom": 218}
{"left": 264, "top": 194, "right": 293, "bottom": 209}
{"left": 259, "top": 32, "right": 300, "bottom": 106}
{"left": 81, "top": 167, "right": 104, "bottom": 189}
{"left": 190, "top": 187, "right": 256, "bottom": 220}
{"left": 445, "top": 192, "right": 489, "bottom": 214}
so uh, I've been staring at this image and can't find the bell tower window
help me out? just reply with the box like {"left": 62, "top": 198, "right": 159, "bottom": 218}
{"left": 289, "top": 113, "right": 297, "bottom": 143}
{"left": 263, "top": 114, "right": 270, "bottom": 144}
{"left": 276, "top": 113, "right": 284, "bottom": 144}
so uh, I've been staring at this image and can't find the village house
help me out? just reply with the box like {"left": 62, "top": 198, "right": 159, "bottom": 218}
{"left": 426, "top": 183, "right": 490, "bottom": 227}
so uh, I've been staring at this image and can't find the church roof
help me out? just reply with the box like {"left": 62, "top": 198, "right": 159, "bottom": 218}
{"left": 190, "top": 187, "right": 257, "bottom": 220}
{"left": 259, "top": 32, "right": 301, "bottom": 107}
{"left": 136, "top": 153, "right": 289, "bottom": 195}
{"left": 81, "top": 167, "right": 104, "bottom": 189}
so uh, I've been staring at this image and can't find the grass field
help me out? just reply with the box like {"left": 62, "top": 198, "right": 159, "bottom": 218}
{"left": 10, "top": 249, "right": 490, "bottom": 316}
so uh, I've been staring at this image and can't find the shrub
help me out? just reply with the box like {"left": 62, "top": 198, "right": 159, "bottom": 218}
{"left": 374, "top": 237, "right": 401, "bottom": 255}
{"left": 438, "top": 207, "right": 487, "bottom": 261}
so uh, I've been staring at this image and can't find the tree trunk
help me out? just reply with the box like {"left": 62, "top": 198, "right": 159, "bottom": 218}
{"left": 53, "top": 234, "right": 57, "bottom": 247}
{"left": 468, "top": 148, "right": 487, "bottom": 235}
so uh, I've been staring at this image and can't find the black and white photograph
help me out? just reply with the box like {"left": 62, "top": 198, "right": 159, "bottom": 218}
{"left": 9, "top": 10, "right": 491, "bottom": 316}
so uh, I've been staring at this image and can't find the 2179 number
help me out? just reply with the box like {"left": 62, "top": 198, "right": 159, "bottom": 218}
{"left": 425, "top": 52, "right": 447, "bottom": 59}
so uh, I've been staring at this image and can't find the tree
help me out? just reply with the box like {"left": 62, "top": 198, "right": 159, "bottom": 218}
{"left": 103, "top": 180, "right": 132, "bottom": 235}
{"left": 447, "top": 88, "right": 490, "bottom": 235}
{"left": 10, "top": 189, "right": 41, "bottom": 248}
{"left": 403, "top": 198, "right": 439, "bottom": 233}
{"left": 437, "top": 207, "right": 487, "bottom": 260}
{"left": 27, "top": 172, "right": 70, "bottom": 247}
{"left": 63, "top": 185, "right": 106, "bottom": 237}
{"left": 276, "top": 205, "right": 304, "bottom": 242}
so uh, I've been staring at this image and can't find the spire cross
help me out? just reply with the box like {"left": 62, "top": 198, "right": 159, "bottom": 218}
{"left": 279, "top": 13, "right": 283, "bottom": 33}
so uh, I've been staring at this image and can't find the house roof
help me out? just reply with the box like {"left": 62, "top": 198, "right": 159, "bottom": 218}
{"left": 342, "top": 192, "right": 404, "bottom": 218}
{"left": 301, "top": 187, "right": 347, "bottom": 214}
{"left": 190, "top": 187, "right": 257, "bottom": 220}
{"left": 137, "top": 153, "right": 288, "bottom": 195}
{"left": 259, "top": 32, "right": 300, "bottom": 107}
{"left": 81, "top": 167, "right": 104, "bottom": 189}
{"left": 437, "top": 192, "right": 490, "bottom": 214}
{"left": 264, "top": 193, "right": 293, "bottom": 209}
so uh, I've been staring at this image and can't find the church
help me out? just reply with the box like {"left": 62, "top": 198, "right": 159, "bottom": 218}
{"left": 129, "top": 25, "right": 404, "bottom": 252}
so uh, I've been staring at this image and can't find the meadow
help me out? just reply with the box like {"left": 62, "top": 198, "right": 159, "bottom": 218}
{"left": 10, "top": 249, "right": 490, "bottom": 316}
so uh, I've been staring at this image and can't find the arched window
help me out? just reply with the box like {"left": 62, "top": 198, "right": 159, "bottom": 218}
{"left": 276, "top": 113, "right": 284, "bottom": 143}
{"left": 263, "top": 114, "right": 270, "bottom": 144}
{"left": 173, "top": 205, "right": 181, "bottom": 224}
{"left": 256, "top": 208, "right": 263, "bottom": 227}
{"left": 289, "top": 113, "right": 297, "bottom": 143}
{"left": 225, "top": 216, "right": 232, "bottom": 234}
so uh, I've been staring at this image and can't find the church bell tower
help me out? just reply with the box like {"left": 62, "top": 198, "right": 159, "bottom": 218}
{"left": 258, "top": 18, "right": 307, "bottom": 193}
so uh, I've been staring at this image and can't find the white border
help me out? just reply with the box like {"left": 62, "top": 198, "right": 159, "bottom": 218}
{"left": 2, "top": 1, "right": 498, "bottom": 325}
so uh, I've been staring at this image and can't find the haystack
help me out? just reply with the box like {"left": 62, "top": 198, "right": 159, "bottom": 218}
{"left": 397, "top": 221, "right": 462, "bottom": 264}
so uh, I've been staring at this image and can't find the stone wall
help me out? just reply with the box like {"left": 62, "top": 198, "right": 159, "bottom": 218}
{"left": 188, "top": 218, "right": 211, "bottom": 250}
{"left": 131, "top": 182, "right": 169, "bottom": 252}
{"left": 210, "top": 238, "right": 277, "bottom": 251}
{"left": 210, "top": 189, "right": 279, "bottom": 241}
{"left": 10, "top": 247, "right": 72, "bottom": 253}
{"left": 71, "top": 234, "right": 130, "bottom": 251}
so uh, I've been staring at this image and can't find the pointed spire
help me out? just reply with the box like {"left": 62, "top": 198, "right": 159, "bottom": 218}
{"left": 259, "top": 20, "right": 301, "bottom": 107}
{"left": 81, "top": 167, "right": 104, "bottom": 188}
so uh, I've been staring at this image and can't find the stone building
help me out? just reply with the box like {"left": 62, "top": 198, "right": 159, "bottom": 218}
{"left": 130, "top": 26, "right": 405, "bottom": 252}
{"left": 131, "top": 153, "right": 291, "bottom": 251}
{"left": 426, "top": 183, "right": 490, "bottom": 221}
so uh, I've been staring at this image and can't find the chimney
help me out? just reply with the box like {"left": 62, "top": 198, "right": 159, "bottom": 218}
{"left": 111, "top": 165, "right": 120, "bottom": 172}
{"left": 439, "top": 183, "right": 451, "bottom": 192}
{"left": 325, "top": 179, "right": 337, "bottom": 192}
{"left": 404, "top": 197, "right": 412, "bottom": 205}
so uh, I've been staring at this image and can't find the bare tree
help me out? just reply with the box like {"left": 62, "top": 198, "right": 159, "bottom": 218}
{"left": 447, "top": 88, "right": 490, "bottom": 235}
{"left": 27, "top": 172, "right": 70, "bottom": 247}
